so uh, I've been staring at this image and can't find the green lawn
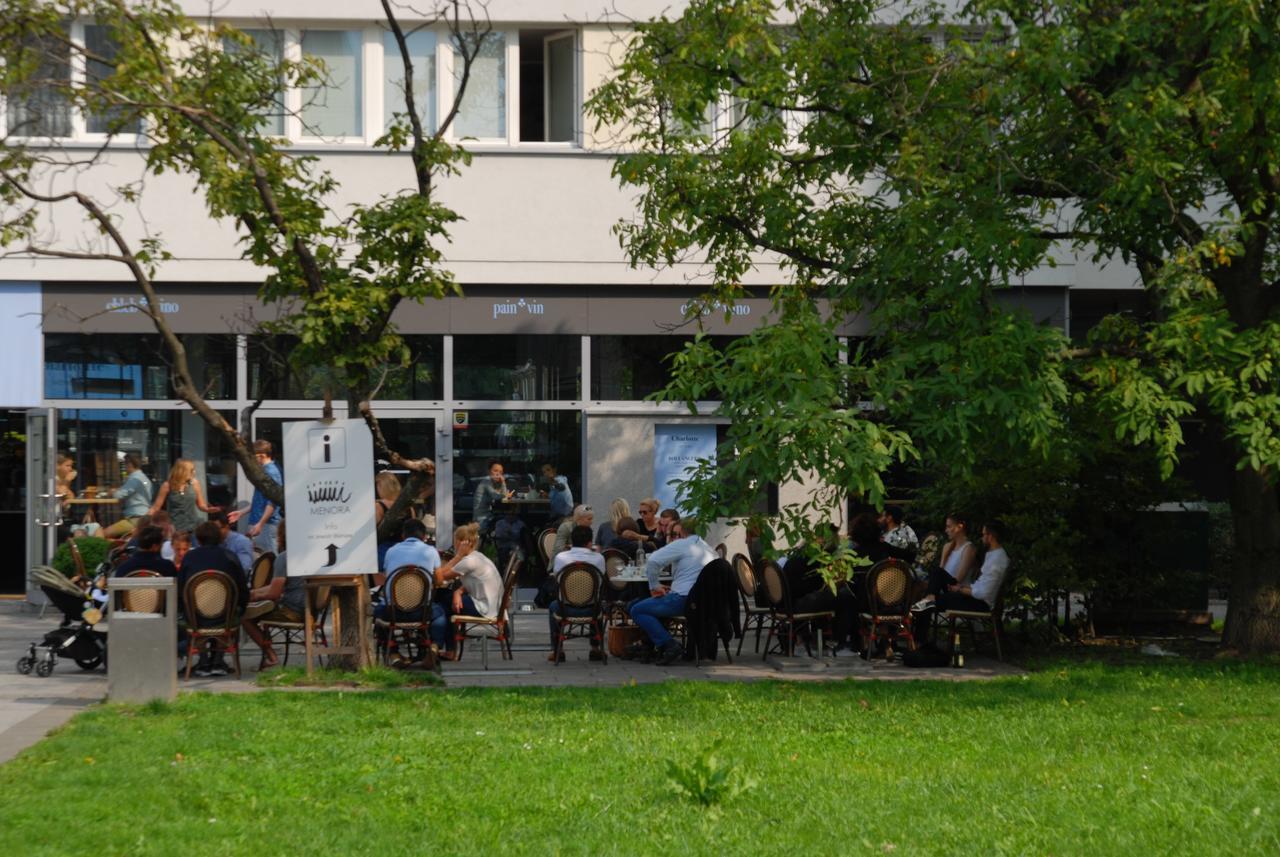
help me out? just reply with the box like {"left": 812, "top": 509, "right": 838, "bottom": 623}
{"left": 2, "top": 663, "right": 1278, "bottom": 855}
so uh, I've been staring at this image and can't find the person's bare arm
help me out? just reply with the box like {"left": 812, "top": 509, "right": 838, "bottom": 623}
{"left": 952, "top": 544, "right": 977, "bottom": 583}
{"left": 251, "top": 577, "right": 286, "bottom": 602}
{"left": 148, "top": 482, "right": 170, "bottom": 517}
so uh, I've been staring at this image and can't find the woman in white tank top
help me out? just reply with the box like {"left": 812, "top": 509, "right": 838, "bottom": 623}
{"left": 939, "top": 515, "right": 977, "bottom": 585}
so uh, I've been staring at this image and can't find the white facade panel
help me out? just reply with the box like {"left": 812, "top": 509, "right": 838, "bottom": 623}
{"left": 0, "top": 283, "right": 43, "bottom": 407}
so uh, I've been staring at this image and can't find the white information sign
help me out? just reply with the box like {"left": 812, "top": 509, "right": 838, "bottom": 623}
{"left": 283, "top": 418, "right": 378, "bottom": 576}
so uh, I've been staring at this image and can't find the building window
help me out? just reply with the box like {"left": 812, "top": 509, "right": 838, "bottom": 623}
{"left": 453, "top": 334, "right": 579, "bottom": 401}
{"left": 224, "top": 28, "right": 286, "bottom": 136}
{"left": 83, "top": 24, "right": 141, "bottom": 135}
{"left": 382, "top": 29, "right": 436, "bottom": 135}
{"left": 5, "top": 32, "right": 71, "bottom": 137}
{"left": 44, "top": 334, "right": 236, "bottom": 401}
{"left": 451, "top": 409, "right": 581, "bottom": 527}
{"left": 517, "top": 30, "right": 575, "bottom": 142}
{"left": 452, "top": 32, "right": 505, "bottom": 139}
{"left": 300, "top": 30, "right": 364, "bottom": 138}
{"left": 56, "top": 407, "right": 241, "bottom": 524}
{"left": 248, "top": 334, "right": 442, "bottom": 400}
{"left": 591, "top": 335, "right": 735, "bottom": 400}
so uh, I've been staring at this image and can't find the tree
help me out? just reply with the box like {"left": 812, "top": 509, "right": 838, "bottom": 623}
{"left": 0, "top": 0, "right": 492, "bottom": 538}
{"left": 587, "top": 0, "right": 1280, "bottom": 652}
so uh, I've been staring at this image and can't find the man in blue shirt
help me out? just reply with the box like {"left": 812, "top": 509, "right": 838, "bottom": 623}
{"left": 212, "top": 510, "right": 253, "bottom": 576}
{"left": 376, "top": 518, "right": 442, "bottom": 624}
{"left": 542, "top": 462, "right": 574, "bottom": 519}
{"left": 245, "top": 439, "right": 283, "bottom": 554}
{"left": 629, "top": 516, "right": 718, "bottom": 665}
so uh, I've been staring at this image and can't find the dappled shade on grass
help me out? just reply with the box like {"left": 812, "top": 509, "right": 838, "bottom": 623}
{"left": 1, "top": 663, "right": 1278, "bottom": 854}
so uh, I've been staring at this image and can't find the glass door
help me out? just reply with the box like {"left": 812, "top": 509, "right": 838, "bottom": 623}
{"left": 24, "top": 408, "right": 58, "bottom": 598}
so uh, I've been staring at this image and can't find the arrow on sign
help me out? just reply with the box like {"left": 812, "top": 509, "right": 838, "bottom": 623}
{"left": 324, "top": 543, "right": 340, "bottom": 567}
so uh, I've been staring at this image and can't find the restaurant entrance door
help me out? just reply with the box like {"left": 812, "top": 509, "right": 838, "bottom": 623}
{"left": 21, "top": 408, "right": 58, "bottom": 598}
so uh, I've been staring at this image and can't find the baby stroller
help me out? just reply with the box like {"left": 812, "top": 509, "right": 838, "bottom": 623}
{"left": 17, "top": 566, "right": 108, "bottom": 678}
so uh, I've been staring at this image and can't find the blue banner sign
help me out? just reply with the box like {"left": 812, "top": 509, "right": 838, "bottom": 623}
{"left": 653, "top": 424, "right": 716, "bottom": 515}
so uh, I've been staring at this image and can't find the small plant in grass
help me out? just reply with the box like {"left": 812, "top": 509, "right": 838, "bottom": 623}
{"left": 666, "top": 741, "right": 757, "bottom": 807}
{"left": 256, "top": 666, "right": 443, "bottom": 689}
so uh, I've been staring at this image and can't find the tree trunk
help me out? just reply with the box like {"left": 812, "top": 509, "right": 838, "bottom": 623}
{"left": 1223, "top": 466, "right": 1280, "bottom": 653}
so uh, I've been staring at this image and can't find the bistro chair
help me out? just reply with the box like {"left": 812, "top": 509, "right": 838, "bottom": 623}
{"left": 732, "top": 553, "right": 771, "bottom": 655}
{"left": 760, "top": 560, "right": 834, "bottom": 659}
{"left": 537, "top": 527, "right": 558, "bottom": 568}
{"left": 374, "top": 566, "right": 434, "bottom": 666}
{"left": 715, "top": 542, "right": 727, "bottom": 559}
{"left": 121, "top": 570, "right": 165, "bottom": 613}
{"left": 859, "top": 559, "right": 917, "bottom": 661}
{"left": 940, "top": 579, "right": 1009, "bottom": 661}
{"left": 259, "top": 583, "right": 331, "bottom": 669}
{"left": 551, "top": 562, "right": 607, "bottom": 665}
{"left": 250, "top": 551, "right": 275, "bottom": 591}
{"left": 452, "top": 553, "right": 522, "bottom": 669}
{"left": 180, "top": 569, "right": 242, "bottom": 679}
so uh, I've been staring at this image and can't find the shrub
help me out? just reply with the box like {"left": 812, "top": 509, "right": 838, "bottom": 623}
{"left": 51, "top": 537, "right": 113, "bottom": 578}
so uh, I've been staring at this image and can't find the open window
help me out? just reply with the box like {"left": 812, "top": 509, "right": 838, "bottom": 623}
{"left": 518, "top": 29, "right": 576, "bottom": 143}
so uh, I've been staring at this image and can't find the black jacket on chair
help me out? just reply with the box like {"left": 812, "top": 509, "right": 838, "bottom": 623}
{"left": 684, "top": 558, "right": 740, "bottom": 662}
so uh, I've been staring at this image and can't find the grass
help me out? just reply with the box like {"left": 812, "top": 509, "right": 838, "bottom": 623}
{"left": 2, "top": 662, "right": 1278, "bottom": 855}
{"left": 254, "top": 665, "right": 444, "bottom": 689}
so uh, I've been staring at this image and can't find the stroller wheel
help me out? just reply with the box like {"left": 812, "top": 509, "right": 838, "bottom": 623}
{"left": 35, "top": 659, "right": 55, "bottom": 677}
{"left": 16, "top": 656, "right": 35, "bottom": 675}
{"left": 75, "top": 655, "right": 103, "bottom": 671}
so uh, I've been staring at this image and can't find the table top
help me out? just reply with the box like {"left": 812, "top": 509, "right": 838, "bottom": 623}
{"left": 66, "top": 498, "right": 120, "bottom": 504}
{"left": 613, "top": 566, "right": 672, "bottom": 584}
{"left": 495, "top": 496, "right": 551, "bottom": 505}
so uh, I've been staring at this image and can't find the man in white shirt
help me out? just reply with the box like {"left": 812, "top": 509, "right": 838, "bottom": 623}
{"left": 547, "top": 525, "right": 606, "bottom": 660}
{"left": 930, "top": 519, "right": 1010, "bottom": 613}
{"left": 879, "top": 505, "right": 919, "bottom": 556}
{"left": 628, "top": 517, "right": 718, "bottom": 665}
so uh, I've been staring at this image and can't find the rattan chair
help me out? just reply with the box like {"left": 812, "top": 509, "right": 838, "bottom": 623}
{"left": 120, "top": 570, "right": 165, "bottom": 613}
{"left": 537, "top": 527, "right": 558, "bottom": 567}
{"left": 940, "top": 583, "right": 1008, "bottom": 660}
{"left": 452, "top": 552, "right": 522, "bottom": 669}
{"left": 760, "top": 560, "right": 834, "bottom": 658}
{"left": 859, "top": 559, "right": 917, "bottom": 660}
{"left": 180, "top": 569, "right": 242, "bottom": 679}
{"left": 249, "top": 551, "right": 275, "bottom": 591}
{"left": 374, "top": 565, "right": 434, "bottom": 665}
{"left": 732, "top": 553, "right": 771, "bottom": 655}
{"left": 258, "top": 583, "right": 331, "bottom": 668}
{"left": 552, "top": 562, "right": 607, "bottom": 664}
{"left": 715, "top": 542, "right": 727, "bottom": 559}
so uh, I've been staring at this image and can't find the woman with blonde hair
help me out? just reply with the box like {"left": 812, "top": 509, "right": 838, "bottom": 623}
{"left": 148, "top": 459, "right": 213, "bottom": 535}
{"left": 430, "top": 522, "right": 503, "bottom": 661}
{"left": 374, "top": 471, "right": 404, "bottom": 529}
{"left": 597, "top": 498, "right": 644, "bottom": 556}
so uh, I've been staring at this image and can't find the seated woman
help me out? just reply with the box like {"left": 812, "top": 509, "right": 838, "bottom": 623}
{"left": 912, "top": 513, "right": 978, "bottom": 611}
{"left": 596, "top": 498, "right": 645, "bottom": 558}
{"left": 430, "top": 522, "right": 504, "bottom": 661}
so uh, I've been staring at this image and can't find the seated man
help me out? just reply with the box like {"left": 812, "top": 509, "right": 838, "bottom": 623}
{"left": 493, "top": 510, "right": 525, "bottom": 576}
{"left": 180, "top": 521, "right": 250, "bottom": 676}
{"left": 879, "top": 505, "right": 919, "bottom": 559}
{"left": 103, "top": 453, "right": 153, "bottom": 539}
{"left": 552, "top": 504, "right": 594, "bottom": 557}
{"left": 375, "top": 518, "right": 443, "bottom": 626}
{"left": 241, "top": 522, "right": 306, "bottom": 668}
{"left": 913, "top": 519, "right": 1010, "bottom": 626}
{"left": 212, "top": 509, "right": 253, "bottom": 577}
{"left": 541, "top": 462, "right": 574, "bottom": 521}
{"left": 113, "top": 525, "right": 177, "bottom": 578}
{"left": 627, "top": 516, "right": 718, "bottom": 665}
{"left": 546, "top": 525, "right": 606, "bottom": 662}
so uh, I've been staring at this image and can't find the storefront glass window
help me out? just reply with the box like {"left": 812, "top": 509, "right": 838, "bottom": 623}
{"left": 590, "top": 335, "right": 735, "bottom": 400}
{"left": 249, "top": 335, "right": 442, "bottom": 400}
{"left": 56, "top": 408, "right": 240, "bottom": 532}
{"left": 44, "top": 334, "right": 236, "bottom": 400}
{"left": 453, "top": 335, "right": 579, "bottom": 401}
{"left": 451, "top": 409, "right": 581, "bottom": 533}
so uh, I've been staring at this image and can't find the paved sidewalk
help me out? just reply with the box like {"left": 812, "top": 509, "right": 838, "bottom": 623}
{"left": 1, "top": 601, "right": 1020, "bottom": 762}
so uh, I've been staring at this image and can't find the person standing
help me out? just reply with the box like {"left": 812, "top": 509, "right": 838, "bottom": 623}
{"left": 246, "top": 440, "right": 283, "bottom": 554}
{"left": 148, "top": 459, "right": 213, "bottom": 536}
{"left": 104, "top": 453, "right": 153, "bottom": 538}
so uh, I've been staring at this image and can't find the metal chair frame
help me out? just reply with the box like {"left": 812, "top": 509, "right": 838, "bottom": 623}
{"left": 180, "top": 569, "right": 242, "bottom": 679}
{"left": 249, "top": 551, "right": 275, "bottom": 591}
{"left": 940, "top": 586, "right": 1007, "bottom": 661}
{"left": 374, "top": 565, "right": 434, "bottom": 666}
{"left": 552, "top": 562, "right": 607, "bottom": 665}
{"left": 452, "top": 553, "right": 522, "bottom": 669}
{"left": 259, "top": 583, "right": 331, "bottom": 668}
{"left": 859, "top": 559, "right": 917, "bottom": 660}
{"left": 760, "top": 560, "right": 833, "bottom": 659}
{"left": 732, "top": 553, "right": 772, "bottom": 655}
